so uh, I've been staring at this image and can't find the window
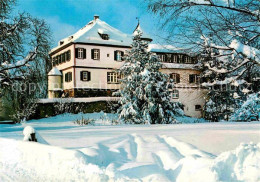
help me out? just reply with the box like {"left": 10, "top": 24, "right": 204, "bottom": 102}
{"left": 57, "top": 55, "right": 61, "bottom": 64}
{"left": 107, "top": 54, "right": 110, "bottom": 57}
{"left": 172, "top": 90, "right": 179, "bottom": 99}
{"left": 66, "top": 50, "right": 71, "bottom": 61}
{"left": 78, "top": 48, "right": 84, "bottom": 59}
{"left": 101, "top": 34, "right": 109, "bottom": 40}
{"left": 114, "top": 50, "right": 124, "bottom": 61}
{"left": 158, "top": 54, "right": 166, "bottom": 62}
{"left": 91, "top": 49, "right": 100, "bottom": 60}
{"left": 65, "top": 72, "right": 72, "bottom": 82}
{"left": 178, "top": 55, "right": 184, "bottom": 63}
{"left": 80, "top": 71, "right": 91, "bottom": 81}
{"left": 166, "top": 54, "right": 172, "bottom": 63}
{"left": 189, "top": 74, "right": 199, "bottom": 83}
{"left": 185, "top": 56, "right": 192, "bottom": 63}
{"left": 195, "top": 105, "right": 202, "bottom": 111}
{"left": 117, "top": 51, "right": 121, "bottom": 61}
{"left": 75, "top": 48, "right": 86, "bottom": 59}
{"left": 172, "top": 55, "right": 178, "bottom": 63}
{"left": 61, "top": 53, "right": 65, "bottom": 63}
{"left": 170, "top": 73, "right": 180, "bottom": 83}
{"left": 192, "top": 57, "right": 198, "bottom": 64}
{"left": 107, "top": 72, "right": 119, "bottom": 83}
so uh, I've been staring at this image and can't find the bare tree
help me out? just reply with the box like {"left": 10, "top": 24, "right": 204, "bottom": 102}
{"left": 148, "top": 0, "right": 259, "bottom": 62}
{"left": 0, "top": 0, "right": 51, "bottom": 122}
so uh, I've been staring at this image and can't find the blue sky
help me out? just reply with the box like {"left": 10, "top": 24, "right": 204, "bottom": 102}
{"left": 15, "top": 0, "right": 165, "bottom": 48}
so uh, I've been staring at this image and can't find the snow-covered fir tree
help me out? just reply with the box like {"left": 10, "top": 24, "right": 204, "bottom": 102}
{"left": 198, "top": 44, "right": 237, "bottom": 121}
{"left": 115, "top": 31, "right": 183, "bottom": 124}
{"left": 231, "top": 92, "right": 260, "bottom": 121}
{"left": 198, "top": 37, "right": 258, "bottom": 121}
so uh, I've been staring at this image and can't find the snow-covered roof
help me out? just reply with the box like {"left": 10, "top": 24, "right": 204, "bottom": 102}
{"left": 48, "top": 67, "right": 62, "bottom": 76}
{"left": 148, "top": 44, "right": 187, "bottom": 54}
{"left": 162, "top": 63, "right": 198, "bottom": 70}
{"left": 133, "top": 22, "right": 152, "bottom": 41}
{"left": 50, "top": 16, "right": 133, "bottom": 53}
{"left": 38, "top": 97, "right": 119, "bottom": 103}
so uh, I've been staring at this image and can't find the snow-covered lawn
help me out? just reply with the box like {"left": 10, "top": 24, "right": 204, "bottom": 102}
{"left": 0, "top": 113, "right": 260, "bottom": 181}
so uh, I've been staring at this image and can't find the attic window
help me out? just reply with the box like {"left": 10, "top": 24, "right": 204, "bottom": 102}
{"left": 59, "top": 41, "right": 64, "bottom": 46}
{"left": 68, "top": 36, "right": 73, "bottom": 41}
{"left": 98, "top": 29, "right": 109, "bottom": 40}
{"left": 99, "top": 33, "right": 109, "bottom": 40}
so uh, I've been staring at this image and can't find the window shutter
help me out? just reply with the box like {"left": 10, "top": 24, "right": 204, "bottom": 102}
{"left": 91, "top": 49, "right": 94, "bottom": 59}
{"left": 61, "top": 53, "right": 65, "bottom": 63}
{"left": 189, "top": 75, "right": 194, "bottom": 83}
{"left": 65, "top": 73, "right": 68, "bottom": 82}
{"left": 88, "top": 71, "right": 91, "bottom": 81}
{"left": 55, "top": 58, "right": 57, "bottom": 65}
{"left": 121, "top": 51, "right": 124, "bottom": 60}
{"left": 114, "top": 51, "right": 117, "bottom": 60}
{"left": 52, "top": 58, "right": 55, "bottom": 66}
{"left": 80, "top": 71, "right": 83, "bottom": 81}
{"left": 196, "top": 75, "right": 200, "bottom": 83}
{"left": 177, "top": 55, "right": 180, "bottom": 63}
{"left": 68, "top": 50, "right": 71, "bottom": 61}
{"left": 177, "top": 74, "right": 180, "bottom": 83}
{"left": 83, "top": 49, "right": 86, "bottom": 59}
{"left": 97, "top": 49, "right": 100, "bottom": 60}
{"left": 75, "top": 48, "right": 79, "bottom": 58}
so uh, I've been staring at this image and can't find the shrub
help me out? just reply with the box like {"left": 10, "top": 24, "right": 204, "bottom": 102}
{"left": 74, "top": 116, "right": 95, "bottom": 126}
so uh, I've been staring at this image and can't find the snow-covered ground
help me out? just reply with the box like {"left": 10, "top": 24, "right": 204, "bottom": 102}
{"left": 0, "top": 112, "right": 260, "bottom": 181}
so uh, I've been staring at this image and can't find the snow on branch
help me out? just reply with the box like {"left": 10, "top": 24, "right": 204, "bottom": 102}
{"left": 149, "top": 0, "right": 259, "bottom": 21}
{"left": 229, "top": 39, "right": 260, "bottom": 65}
{"left": 0, "top": 47, "right": 38, "bottom": 72}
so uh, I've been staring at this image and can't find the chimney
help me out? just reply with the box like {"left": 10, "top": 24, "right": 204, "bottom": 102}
{"left": 94, "top": 15, "right": 99, "bottom": 21}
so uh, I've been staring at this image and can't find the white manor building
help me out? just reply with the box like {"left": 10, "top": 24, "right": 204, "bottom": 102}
{"left": 48, "top": 15, "right": 207, "bottom": 118}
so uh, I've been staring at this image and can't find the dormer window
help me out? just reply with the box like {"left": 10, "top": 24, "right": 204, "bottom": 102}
{"left": 68, "top": 36, "right": 73, "bottom": 41}
{"left": 98, "top": 29, "right": 109, "bottom": 40}
{"left": 100, "top": 33, "right": 109, "bottom": 40}
{"left": 59, "top": 41, "right": 64, "bottom": 46}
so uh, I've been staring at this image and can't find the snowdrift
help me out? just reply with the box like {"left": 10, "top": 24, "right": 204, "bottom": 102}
{"left": 0, "top": 135, "right": 259, "bottom": 182}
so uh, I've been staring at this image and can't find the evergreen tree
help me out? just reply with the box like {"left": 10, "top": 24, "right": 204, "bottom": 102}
{"left": 199, "top": 38, "right": 254, "bottom": 121}
{"left": 115, "top": 31, "right": 183, "bottom": 124}
{"left": 231, "top": 92, "right": 260, "bottom": 121}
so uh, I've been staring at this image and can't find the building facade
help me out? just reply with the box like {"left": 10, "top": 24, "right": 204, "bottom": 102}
{"left": 48, "top": 16, "right": 207, "bottom": 118}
